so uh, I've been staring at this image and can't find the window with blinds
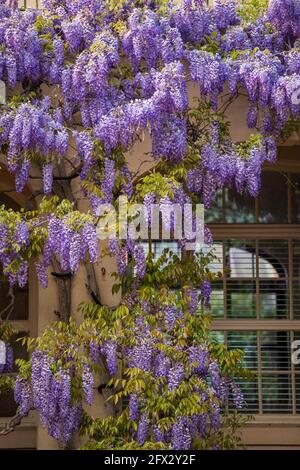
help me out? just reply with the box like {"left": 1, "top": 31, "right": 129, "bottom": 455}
{"left": 141, "top": 170, "right": 300, "bottom": 416}
{"left": 207, "top": 239, "right": 296, "bottom": 320}
{"left": 207, "top": 170, "right": 300, "bottom": 416}
{"left": 211, "top": 330, "right": 298, "bottom": 414}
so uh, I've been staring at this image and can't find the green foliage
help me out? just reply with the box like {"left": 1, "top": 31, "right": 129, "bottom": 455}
{"left": 0, "top": 375, "right": 14, "bottom": 395}
{"left": 0, "top": 323, "right": 15, "bottom": 342}
{"left": 77, "top": 260, "right": 251, "bottom": 449}
{"left": 80, "top": 412, "right": 166, "bottom": 450}
{"left": 34, "top": 16, "right": 56, "bottom": 52}
{"left": 235, "top": 134, "right": 263, "bottom": 158}
{"left": 201, "top": 32, "right": 222, "bottom": 55}
{"left": 142, "top": 248, "right": 222, "bottom": 289}
{"left": 136, "top": 173, "right": 179, "bottom": 199}
{"left": 6, "top": 92, "right": 37, "bottom": 109}
{"left": 237, "top": 0, "right": 269, "bottom": 23}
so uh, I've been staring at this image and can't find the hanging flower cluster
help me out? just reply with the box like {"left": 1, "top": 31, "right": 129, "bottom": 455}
{"left": 42, "top": 214, "right": 98, "bottom": 280}
{"left": 108, "top": 233, "right": 147, "bottom": 279}
{"left": 14, "top": 348, "right": 95, "bottom": 443}
{"left": 267, "top": 0, "right": 300, "bottom": 40}
{"left": 0, "top": 4, "right": 43, "bottom": 86}
{"left": 62, "top": 30, "right": 119, "bottom": 119}
{"left": 0, "top": 212, "right": 31, "bottom": 286}
{"left": 0, "top": 98, "right": 69, "bottom": 192}
{"left": 0, "top": 201, "right": 98, "bottom": 288}
{"left": 186, "top": 135, "right": 276, "bottom": 208}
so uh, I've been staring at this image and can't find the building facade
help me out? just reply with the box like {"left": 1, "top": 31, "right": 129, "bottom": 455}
{"left": 0, "top": 0, "right": 299, "bottom": 450}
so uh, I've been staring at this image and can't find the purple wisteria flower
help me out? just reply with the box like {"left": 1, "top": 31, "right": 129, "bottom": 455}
{"left": 129, "top": 393, "right": 139, "bottom": 421}
{"left": 167, "top": 363, "right": 185, "bottom": 391}
{"left": 101, "top": 340, "right": 118, "bottom": 376}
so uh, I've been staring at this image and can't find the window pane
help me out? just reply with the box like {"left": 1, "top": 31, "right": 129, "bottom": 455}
{"left": 259, "top": 280, "right": 289, "bottom": 319}
{"left": 140, "top": 241, "right": 181, "bottom": 267}
{"left": 227, "top": 280, "right": 256, "bottom": 318}
{"left": 0, "top": 197, "right": 28, "bottom": 321}
{"left": 0, "top": 194, "right": 20, "bottom": 211}
{"left": 200, "top": 242, "right": 223, "bottom": 273}
{"left": 233, "top": 379, "right": 259, "bottom": 414}
{"left": 259, "top": 172, "right": 288, "bottom": 224}
{"left": 210, "top": 281, "right": 224, "bottom": 318}
{"left": 293, "top": 332, "right": 300, "bottom": 371}
{"left": 291, "top": 173, "right": 300, "bottom": 224}
{"left": 225, "top": 188, "right": 255, "bottom": 223}
{"left": 152, "top": 241, "right": 181, "bottom": 259}
{"left": 293, "top": 240, "right": 300, "bottom": 278}
{"left": 205, "top": 189, "right": 223, "bottom": 223}
{"left": 225, "top": 240, "right": 256, "bottom": 278}
{"left": 296, "top": 375, "right": 300, "bottom": 413}
{"left": 258, "top": 240, "right": 289, "bottom": 278}
{"left": 227, "top": 332, "right": 259, "bottom": 413}
{"left": 262, "top": 375, "right": 292, "bottom": 413}
{"left": 0, "top": 332, "right": 28, "bottom": 417}
{"left": 210, "top": 330, "right": 225, "bottom": 344}
{"left": 260, "top": 331, "right": 291, "bottom": 371}
{"left": 292, "top": 280, "right": 300, "bottom": 319}
{"left": 227, "top": 331, "right": 258, "bottom": 370}
{"left": 13, "top": 333, "right": 29, "bottom": 373}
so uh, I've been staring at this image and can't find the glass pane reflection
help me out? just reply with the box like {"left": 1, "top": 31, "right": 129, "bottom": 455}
{"left": 262, "top": 375, "right": 292, "bottom": 413}
{"left": 225, "top": 188, "right": 255, "bottom": 223}
{"left": 227, "top": 280, "right": 256, "bottom": 318}
{"left": 259, "top": 172, "right": 288, "bottom": 224}
{"left": 205, "top": 189, "right": 223, "bottom": 224}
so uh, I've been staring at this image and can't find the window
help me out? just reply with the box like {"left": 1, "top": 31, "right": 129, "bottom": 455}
{"left": 206, "top": 171, "right": 296, "bottom": 225}
{"left": 138, "top": 169, "right": 300, "bottom": 418}
{"left": 208, "top": 170, "right": 300, "bottom": 416}
{"left": 207, "top": 239, "right": 291, "bottom": 320}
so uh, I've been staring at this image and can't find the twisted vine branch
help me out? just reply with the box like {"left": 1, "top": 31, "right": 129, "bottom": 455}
{"left": 0, "top": 408, "right": 30, "bottom": 436}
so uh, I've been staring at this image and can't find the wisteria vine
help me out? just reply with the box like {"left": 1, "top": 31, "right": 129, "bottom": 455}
{"left": 0, "top": 0, "right": 298, "bottom": 450}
